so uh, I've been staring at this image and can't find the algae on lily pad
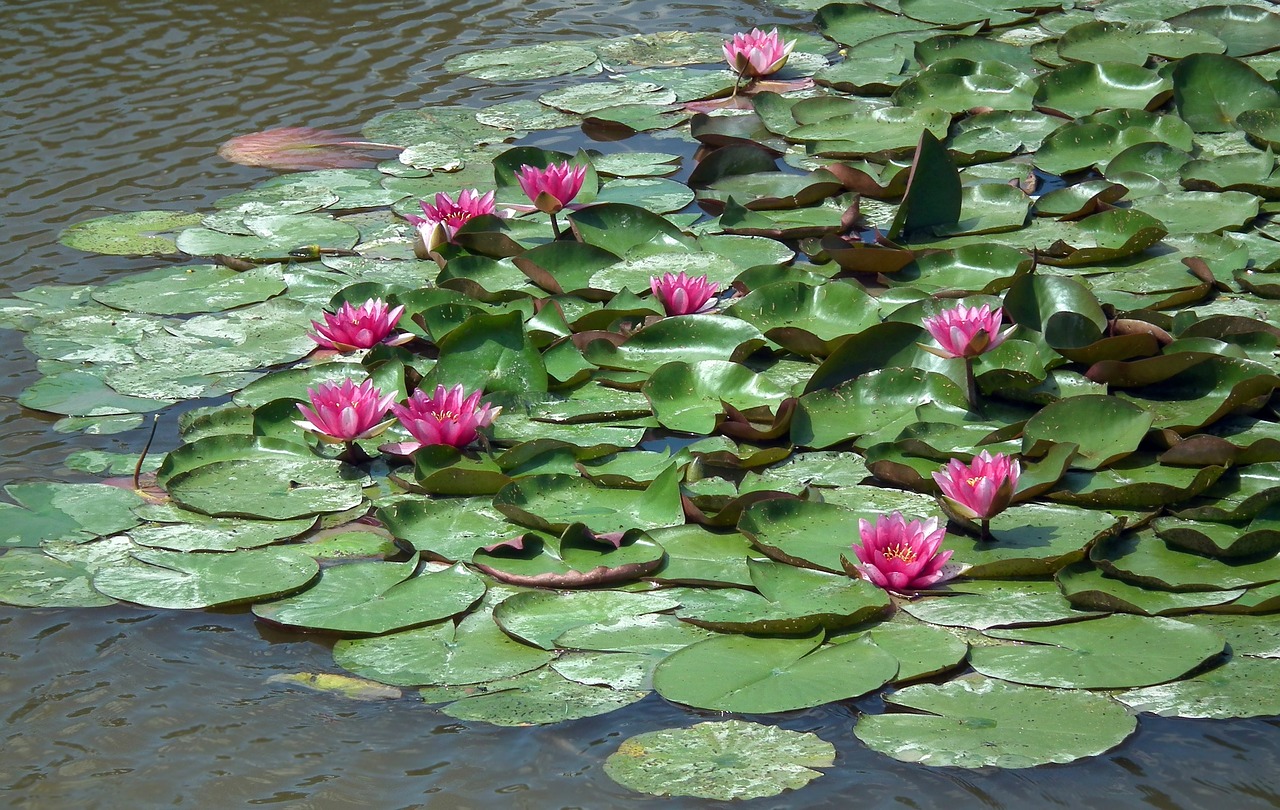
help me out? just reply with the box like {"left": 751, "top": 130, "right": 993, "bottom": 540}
{"left": 605, "top": 720, "right": 835, "bottom": 800}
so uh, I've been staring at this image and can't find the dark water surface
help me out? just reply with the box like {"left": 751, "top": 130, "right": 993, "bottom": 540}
{"left": 1, "top": 1, "right": 1279, "bottom": 807}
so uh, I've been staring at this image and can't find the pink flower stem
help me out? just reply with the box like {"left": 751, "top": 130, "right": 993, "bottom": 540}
{"left": 337, "top": 440, "right": 373, "bottom": 464}
{"left": 550, "top": 212, "right": 562, "bottom": 240}
{"left": 980, "top": 517, "right": 992, "bottom": 542}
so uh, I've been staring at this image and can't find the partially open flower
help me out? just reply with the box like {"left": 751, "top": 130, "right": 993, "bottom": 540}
{"left": 405, "top": 189, "right": 496, "bottom": 251}
{"left": 309, "top": 298, "right": 406, "bottom": 352}
{"left": 933, "top": 451, "right": 1021, "bottom": 523}
{"left": 723, "top": 28, "right": 796, "bottom": 79}
{"left": 849, "top": 512, "right": 955, "bottom": 594}
{"left": 515, "top": 161, "right": 587, "bottom": 214}
{"left": 294, "top": 379, "right": 396, "bottom": 444}
{"left": 650, "top": 272, "right": 719, "bottom": 315}
{"left": 921, "top": 303, "right": 1012, "bottom": 359}
{"left": 388, "top": 384, "right": 501, "bottom": 453}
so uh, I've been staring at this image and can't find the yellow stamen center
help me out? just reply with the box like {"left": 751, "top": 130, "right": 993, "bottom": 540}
{"left": 881, "top": 543, "right": 918, "bottom": 564}
{"left": 966, "top": 476, "right": 983, "bottom": 487}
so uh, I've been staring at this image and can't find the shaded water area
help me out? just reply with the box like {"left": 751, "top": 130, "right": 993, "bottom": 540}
{"left": 1, "top": 0, "right": 1279, "bottom": 806}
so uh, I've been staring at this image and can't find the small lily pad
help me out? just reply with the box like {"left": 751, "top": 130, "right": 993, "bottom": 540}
{"left": 605, "top": 720, "right": 835, "bottom": 800}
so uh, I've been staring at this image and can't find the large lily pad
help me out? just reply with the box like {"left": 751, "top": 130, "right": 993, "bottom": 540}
{"left": 855, "top": 675, "right": 1138, "bottom": 768}
{"left": 971, "top": 614, "right": 1225, "bottom": 688}
{"left": 90, "top": 546, "right": 319, "bottom": 609}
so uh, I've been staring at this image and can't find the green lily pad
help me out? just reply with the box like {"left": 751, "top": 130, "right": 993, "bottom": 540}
{"left": 903, "top": 578, "right": 1098, "bottom": 629}
{"left": 176, "top": 214, "right": 361, "bottom": 260}
{"left": 643, "top": 360, "right": 788, "bottom": 434}
{"left": 1022, "top": 395, "right": 1153, "bottom": 470}
{"left": 333, "top": 608, "right": 553, "bottom": 687}
{"left": 471, "top": 524, "right": 667, "bottom": 588}
{"left": 253, "top": 561, "right": 485, "bottom": 634}
{"left": 1057, "top": 20, "right": 1224, "bottom": 65}
{"left": 166, "top": 455, "right": 367, "bottom": 520}
{"left": 59, "top": 210, "right": 204, "bottom": 256}
{"left": 1056, "top": 561, "right": 1245, "bottom": 615}
{"left": 1033, "top": 62, "right": 1170, "bottom": 118}
{"left": 605, "top": 720, "right": 835, "bottom": 801}
{"left": 492, "top": 589, "right": 680, "bottom": 649}
{"left": 92, "top": 263, "right": 287, "bottom": 315}
{"left": 855, "top": 675, "right": 1137, "bottom": 768}
{"left": 1118, "top": 655, "right": 1280, "bottom": 719}
{"left": 0, "top": 549, "right": 116, "bottom": 608}
{"left": 445, "top": 42, "right": 600, "bottom": 81}
{"left": 90, "top": 546, "right": 319, "bottom": 609}
{"left": 438, "top": 666, "right": 646, "bottom": 726}
{"left": 654, "top": 631, "right": 898, "bottom": 713}
{"left": 1171, "top": 53, "right": 1280, "bottom": 134}
{"left": 972, "top": 614, "right": 1224, "bottom": 688}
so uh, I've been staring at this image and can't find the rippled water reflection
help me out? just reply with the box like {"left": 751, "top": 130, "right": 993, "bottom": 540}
{"left": 1, "top": 1, "right": 1279, "bottom": 807}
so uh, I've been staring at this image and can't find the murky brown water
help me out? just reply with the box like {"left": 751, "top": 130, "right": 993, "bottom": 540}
{"left": 1, "top": 1, "right": 1279, "bottom": 807}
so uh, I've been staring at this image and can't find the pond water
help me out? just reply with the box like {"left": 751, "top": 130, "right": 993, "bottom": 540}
{"left": 1, "top": 0, "right": 1279, "bottom": 807}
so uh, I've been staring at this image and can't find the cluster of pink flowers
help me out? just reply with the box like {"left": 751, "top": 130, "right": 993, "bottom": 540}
{"left": 295, "top": 380, "right": 499, "bottom": 451}
{"left": 405, "top": 189, "right": 497, "bottom": 251}
{"left": 851, "top": 451, "right": 1020, "bottom": 594}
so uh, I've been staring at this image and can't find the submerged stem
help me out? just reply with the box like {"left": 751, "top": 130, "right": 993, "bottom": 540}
{"left": 134, "top": 415, "right": 160, "bottom": 491}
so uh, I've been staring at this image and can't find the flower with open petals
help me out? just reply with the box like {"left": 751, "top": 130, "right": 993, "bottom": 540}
{"left": 516, "top": 161, "right": 587, "bottom": 214}
{"left": 388, "top": 384, "right": 501, "bottom": 453}
{"left": 723, "top": 28, "right": 796, "bottom": 79}
{"left": 405, "top": 189, "right": 496, "bottom": 251}
{"left": 921, "top": 303, "right": 1012, "bottom": 359}
{"left": 933, "top": 451, "right": 1021, "bottom": 523}
{"left": 309, "top": 298, "right": 405, "bottom": 352}
{"left": 650, "top": 272, "right": 719, "bottom": 315}
{"left": 294, "top": 379, "right": 396, "bottom": 444}
{"left": 849, "top": 512, "right": 954, "bottom": 594}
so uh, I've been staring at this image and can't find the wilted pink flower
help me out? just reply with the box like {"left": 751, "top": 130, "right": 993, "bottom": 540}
{"left": 405, "top": 189, "right": 496, "bottom": 250}
{"left": 294, "top": 379, "right": 396, "bottom": 444}
{"left": 921, "top": 303, "right": 1012, "bottom": 359}
{"left": 650, "top": 272, "right": 719, "bottom": 315}
{"left": 309, "top": 298, "right": 405, "bottom": 352}
{"left": 723, "top": 28, "right": 796, "bottom": 79}
{"left": 388, "top": 384, "right": 501, "bottom": 453}
{"left": 516, "top": 161, "right": 587, "bottom": 214}
{"left": 933, "top": 451, "right": 1021, "bottom": 522}
{"left": 850, "top": 512, "right": 954, "bottom": 594}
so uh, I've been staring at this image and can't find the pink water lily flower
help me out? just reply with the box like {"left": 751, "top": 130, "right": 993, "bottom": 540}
{"left": 650, "top": 272, "right": 719, "bottom": 315}
{"left": 921, "top": 303, "right": 1012, "bottom": 359}
{"left": 405, "top": 189, "right": 496, "bottom": 250}
{"left": 294, "top": 379, "right": 397, "bottom": 444}
{"left": 723, "top": 28, "right": 796, "bottom": 79}
{"left": 850, "top": 512, "right": 955, "bottom": 594}
{"left": 516, "top": 161, "right": 587, "bottom": 215}
{"left": 309, "top": 298, "right": 406, "bottom": 352}
{"left": 388, "top": 384, "right": 501, "bottom": 453}
{"left": 933, "top": 451, "right": 1021, "bottom": 523}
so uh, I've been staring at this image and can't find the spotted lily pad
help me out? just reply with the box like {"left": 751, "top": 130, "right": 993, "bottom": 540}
{"left": 605, "top": 720, "right": 834, "bottom": 800}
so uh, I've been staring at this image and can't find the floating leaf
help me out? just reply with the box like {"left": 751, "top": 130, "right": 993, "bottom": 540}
{"left": 605, "top": 720, "right": 834, "bottom": 801}
{"left": 972, "top": 614, "right": 1224, "bottom": 688}
{"left": 58, "top": 210, "right": 204, "bottom": 256}
{"left": 855, "top": 675, "right": 1137, "bottom": 768}
{"left": 91, "top": 546, "right": 319, "bottom": 609}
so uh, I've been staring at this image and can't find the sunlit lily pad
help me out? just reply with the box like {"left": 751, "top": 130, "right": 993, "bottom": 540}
{"left": 605, "top": 720, "right": 835, "bottom": 801}
{"left": 91, "top": 546, "right": 319, "bottom": 609}
{"left": 972, "top": 614, "right": 1224, "bottom": 688}
{"left": 59, "top": 210, "right": 204, "bottom": 256}
{"left": 855, "top": 675, "right": 1137, "bottom": 768}
{"left": 1118, "top": 655, "right": 1280, "bottom": 719}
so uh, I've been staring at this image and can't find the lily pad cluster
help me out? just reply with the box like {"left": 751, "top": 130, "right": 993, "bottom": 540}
{"left": 6, "top": 0, "right": 1280, "bottom": 800}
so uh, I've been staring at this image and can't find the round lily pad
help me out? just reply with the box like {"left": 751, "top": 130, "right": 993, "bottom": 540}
{"left": 972, "top": 614, "right": 1225, "bottom": 688}
{"left": 604, "top": 720, "right": 835, "bottom": 800}
{"left": 58, "top": 210, "right": 204, "bottom": 256}
{"left": 1118, "top": 655, "right": 1280, "bottom": 719}
{"left": 855, "top": 675, "right": 1138, "bottom": 768}
{"left": 90, "top": 546, "right": 319, "bottom": 609}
